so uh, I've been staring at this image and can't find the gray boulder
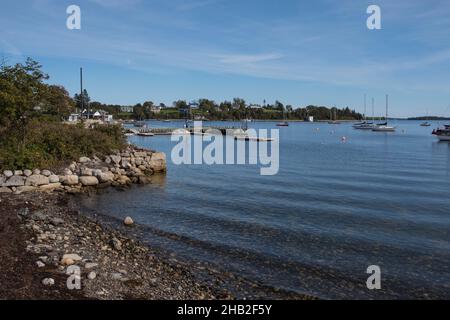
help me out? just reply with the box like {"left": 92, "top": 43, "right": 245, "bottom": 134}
{"left": 80, "top": 168, "right": 93, "bottom": 176}
{"left": 23, "top": 170, "right": 32, "bottom": 177}
{"left": 25, "top": 175, "right": 50, "bottom": 187}
{"left": 63, "top": 175, "right": 79, "bottom": 186}
{"left": 79, "top": 176, "right": 99, "bottom": 186}
{"left": 98, "top": 172, "right": 115, "bottom": 183}
{"left": 41, "top": 170, "right": 52, "bottom": 177}
{"left": 110, "top": 155, "right": 121, "bottom": 164}
{"left": 4, "top": 176, "right": 26, "bottom": 187}
{"left": 0, "top": 187, "right": 12, "bottom": 193}
{"left": 79, "top": 157, "right": 91, "bottom": 163}
{"left": 49, "top": 175, "right": 60, "bottom": 183}
{"left": 3, "top": 170, "right": 13, "bottom": 178}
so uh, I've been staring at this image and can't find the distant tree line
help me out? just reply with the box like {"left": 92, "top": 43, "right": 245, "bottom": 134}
{"left": 85, "top": 97, "right": 363, "bottom": 121}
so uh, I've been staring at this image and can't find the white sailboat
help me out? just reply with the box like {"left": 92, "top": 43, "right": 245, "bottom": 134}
{"left": 372, "top": 95, "right": 396, "bottom": 132}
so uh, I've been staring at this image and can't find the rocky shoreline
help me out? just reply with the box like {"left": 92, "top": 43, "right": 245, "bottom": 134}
{"left": 0, "top": 191, "right": 314, "bottom": 300}
{"left": 0, "top": 146, "right": 314, "bottom": 300}
{"left": 0, "top": 146, "right": 166, "bottom": 195}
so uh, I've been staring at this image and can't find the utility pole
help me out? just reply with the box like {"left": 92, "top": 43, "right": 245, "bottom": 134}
{"left": 80, "top": 67, "right": 84, "bottom": 118}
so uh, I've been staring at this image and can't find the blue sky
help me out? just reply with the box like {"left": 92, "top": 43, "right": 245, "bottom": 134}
{"left": 1, "top": 0, "right": 450, "bottom": 117}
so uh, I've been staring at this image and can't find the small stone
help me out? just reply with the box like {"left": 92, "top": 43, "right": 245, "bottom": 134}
{"left": 14, "top": 170, "right": 23, "bottom": 176}
{"left": 33, "top": 169, "right": 41, "bottom": 175}
{"left": 85, "top": 262, "right": 99, "bottom": 270}
{"left": 3, "top": 170, "right": 13, "bottom": 178}
{"left": 18, "top": 207, "right": 30, "bottom": 217}
{"left": 87, "top": 272, "right": 97, "bottom": 280}
{"left": 124, "top": 216, "right": 134, "bottom": 226}
{"left": 61, "top": 258, "right": 75, "bottom": 266}
{"left": 49, "top": 175, "right": 60, "bottom": 183}
{"left": 79, "top": 157, "right": 91, "bottom": 163}
{"left": 42, "top": 278, "right": 55, "bottom": 286}
{"left": 36, "top": 261, "right": 45, "bottom": 268}
{"left": 110, "top": 155, "right": 121, "bottom": 164}
{"left": 62, "top": 254, "right": 82, "bottom": 262}
{"left": 31, "top": 212, "right": 47, "bottom": 221}
{"left": 110, "top": 238, "right": 122, "bottom": 251}
{"left": 111, "top": 273, "right": 122, "bottom": 280}
{"left": 50, "top": 218, "right": 64, "bottom": 226}
{"left": 41, "top": 170, "right": 52, "bottom": 177}
{"left": 23, "top": 170, "right": 32, "bottom": 177}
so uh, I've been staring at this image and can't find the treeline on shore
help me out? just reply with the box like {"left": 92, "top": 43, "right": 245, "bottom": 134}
{"left": 90, "top": 98, "right": 363, "bottom": 122}
{"left": 0, "top": 58, "right": 126, "bottom": 171}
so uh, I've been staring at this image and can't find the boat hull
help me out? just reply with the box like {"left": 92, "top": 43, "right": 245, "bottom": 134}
{"left": 372, "top": 126, "right": 396, "bottom": 132}
{"left": 437, "top": 135, "right": 450, "bottom": 141}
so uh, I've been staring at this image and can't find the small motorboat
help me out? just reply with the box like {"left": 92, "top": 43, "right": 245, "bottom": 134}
{"left": 276, "top": 121, "right": 289, "bottom": 127}
{"left": 420, "top": 122, "right": 431, "bottom": 127}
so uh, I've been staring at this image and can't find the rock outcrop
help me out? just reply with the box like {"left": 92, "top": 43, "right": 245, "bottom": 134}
{"left": 0, "top": 146, "right": 166, "bottom": 194}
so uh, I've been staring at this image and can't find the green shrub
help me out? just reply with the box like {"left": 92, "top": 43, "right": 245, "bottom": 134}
{"left": 0, "top": 121, "right": 126, "bottom": 170}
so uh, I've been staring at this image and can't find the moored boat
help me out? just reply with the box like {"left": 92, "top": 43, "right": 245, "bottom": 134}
{"left": 372, "top": 95, "right": 396, "bottom": 132}
{"left": 432, "top": 125, "right": 450, "bottom": 141}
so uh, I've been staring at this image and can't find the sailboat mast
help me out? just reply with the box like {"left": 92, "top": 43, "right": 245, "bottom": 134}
{"left": 386, "top": 94, "right": 389, "bottom": 123}
{"left": 364, "top": 94, "right": 367, "bottom": 121}
{"left": 372, "top": 97, "right": 375, "bottom": 122}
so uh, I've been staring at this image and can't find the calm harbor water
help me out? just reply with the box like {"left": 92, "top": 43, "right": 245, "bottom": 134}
{"left": 79, "top": 120, "right": 450, "bottom": 299}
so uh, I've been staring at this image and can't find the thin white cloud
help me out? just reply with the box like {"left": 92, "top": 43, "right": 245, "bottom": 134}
{"left": 215, "top": 53, "right": 283, "bottom": 64}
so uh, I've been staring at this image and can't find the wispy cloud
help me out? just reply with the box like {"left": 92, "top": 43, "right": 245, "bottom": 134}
{"left": 215, "top": 53, "right": 283, "bottom": 64}
{"left": 175, "top": 0, "right": 223, "bottom": 11}
{"left": 89, "top": 0, "right": 141, "bottom": 8}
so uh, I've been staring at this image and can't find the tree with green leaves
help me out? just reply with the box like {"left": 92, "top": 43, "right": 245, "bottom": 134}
{"left": 0, "top": 58, "right": 49, "bottom": 144}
